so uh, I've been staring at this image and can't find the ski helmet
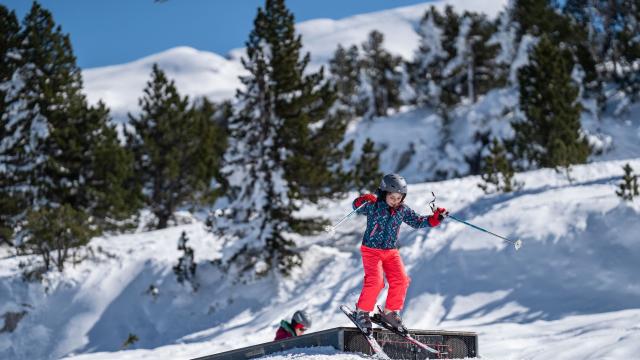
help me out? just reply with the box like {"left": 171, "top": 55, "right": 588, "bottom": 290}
{"left": 291, "top": 310, "right": 312, "bottom": 329}
{"left": 379, "top": 173, "right": 407, "bottom": 194}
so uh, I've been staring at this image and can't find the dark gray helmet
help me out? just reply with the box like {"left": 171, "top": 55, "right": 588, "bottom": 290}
{"left": 379, "top": 173, "right": 407, "bottom": 194}
{"left": 291, "top": 310, "right": 311, "bottom": 328}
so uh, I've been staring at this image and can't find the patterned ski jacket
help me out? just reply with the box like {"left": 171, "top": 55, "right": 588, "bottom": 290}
{"left": 352, "top": 198, "right": 434, "bottom": 249}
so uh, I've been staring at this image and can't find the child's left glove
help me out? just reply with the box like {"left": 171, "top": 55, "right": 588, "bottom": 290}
{"left": 428, "top": 207, "right": 448, "bottom": 227}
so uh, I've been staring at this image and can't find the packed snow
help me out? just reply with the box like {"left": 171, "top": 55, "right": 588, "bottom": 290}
{"left": 1, "top": 158, "right": 639, "bottom": 360}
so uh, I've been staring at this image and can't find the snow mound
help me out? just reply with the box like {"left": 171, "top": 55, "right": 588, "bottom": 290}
{"left": 82, "top": 46, "right": 245, "bottom": 121}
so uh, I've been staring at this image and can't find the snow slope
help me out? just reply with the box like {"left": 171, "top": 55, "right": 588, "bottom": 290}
{"left": 342, "top": 89, "right": 640, "bottom": 183}
{"left": 1, "top": 158, "right": 639, "bottom": 360}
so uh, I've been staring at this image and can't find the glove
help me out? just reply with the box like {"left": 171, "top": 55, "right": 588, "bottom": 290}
{"left": 354, "top": 194, "right": 377, "bottom": 208}
{"left": 428, "top": 207, "right": 448, "bottom": 227}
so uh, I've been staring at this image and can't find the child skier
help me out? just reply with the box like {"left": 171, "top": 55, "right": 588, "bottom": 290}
{"left": 351, "top": 173, "right": 447, "bottom": 333}
{"left": 274, "top": 310, "right": 312, "bottom": 340}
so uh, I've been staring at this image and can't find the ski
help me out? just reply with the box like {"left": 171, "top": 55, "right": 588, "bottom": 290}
{"left": 340, "top": 305, "right": 391, "bottom": 360}
{"left": 371, "top": 306, "right": 440, "bottom": 355}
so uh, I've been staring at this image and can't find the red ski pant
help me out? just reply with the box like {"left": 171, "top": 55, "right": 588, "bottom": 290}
{"left": 356, "top": 245, "right": 411, "bottom": 312}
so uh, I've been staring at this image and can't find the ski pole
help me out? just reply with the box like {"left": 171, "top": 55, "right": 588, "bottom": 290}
{"left": 429, "top": 192, "right": 523, "bottom": 251}
{"left": 324, "top": 202, "right": 367, "bottom": 235}
{"left": 447, "top": 214, "right": 523, "bottom": 250}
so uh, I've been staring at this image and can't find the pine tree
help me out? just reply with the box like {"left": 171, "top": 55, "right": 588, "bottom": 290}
{"left": 490, "top": 4, "right": 519, "bottom": 85}
{"left": 616, "top": 163, "right": 639, "bottom": 201}
{"left": 353, "top": 138, "right": 383, "bottom": 193}
{"left": 212, "top": 0, "right": 353, "bottom": 277}
{"left": 329, "top": 44, "right": 361, "bottom": 116}
{"left": 121, "top": 333, "right": 139, "bottom": 350}
{"left": 512, "top": 0, "right": 601, "bottom": 100}
{"left": 598, "top": 0, "right": 640, "bottom": 103}
{"left": 596, "top": 0, "right": 640, "bottom": 85}
{"left": 562, "top": 0, "right": 594, "bottom": 27}
{"left": 409, "top": 6, "right": 448, "bottom": 108}
{"left": 0, "top": 6, "right": 24, "bottom": 246}
{"left": 513, "top": 35, "right": 590, "bottom": 170}
{"left": 261, "top": 0, "right": 351, "bottom": 205}
{"left": 478, "top": 139, "right": 522, "bottom": 194}
{"left": 193, "top": 98, "right": 230, "bottom": 204}
{"left": 174, "top": 231, "right": 197, "bottom": 289}
{"left": 436, "top": 6, "right": 463, "bottom": 107}
{"left": 23, "top": 204, "right": 99, "bottom": 271}
{"left": 212, "top": 43, "right": 298, "bottom": 276}
{"left": 127, "top": 64, "right": 222, "bottom": 229}
{"left": 442, "top": 11, "right": 502, "bottom": 103}
{"left": 1, "top": 3, "right": 138, "bottom": 270}
{"left": 359, "top": 30, "right": 404, "bottom": 118}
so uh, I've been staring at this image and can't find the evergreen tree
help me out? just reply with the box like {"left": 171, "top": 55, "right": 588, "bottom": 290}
{"left": 436, "top": 6, "right": 463, "bottom": 107}
{"left": 596, "top": 0, "right": 640, "bottom": 102}
{"left": 359, "top": 30, "right": 404, "bottom": 118}
{"left": 353, "top": 138, "right": 383, "bottom": 193}
{"left": 174, "top": 231, "right": 197, "bottom": 289}
{"left": 212, "top": 0, "right": 351, "bottom": 276}
{"left": 23, "top": 204, "right": 98, "bottom": 271}
{"left": 409, "top": 6, "right": 448, "bottom": 108}
{"left": 191, "top": 98, "right": 233, "bottom": 205}
{"left": 442, "top": 11, "right": 502, "bottom": 103}
{"left": 478, "top": 139, "right": 522, "bottom": 194}
{"left": 1, "top": 3, "right": 138, "bottom": 270}
{"left": 121, "top": 333, "right": 139, "bottom": 350}
{"left": 597, "top": 1, "right": 640, "bottom": 72}
{"left": 0, "top": 6, "right": 23, "bottom": 246}
{"left": 616, "top": 163, "right": 639, "bottom": 201}
{"left": 490, "top": 3, "right": 520, "bottom": 85}
{"left": 512, "top": 0, "right": 601, "bottom": 100}
{"left": 329, "top": 44, "right": 361, "bottom": 116}
{"left": 127, "top": 64, "right": 222, "bottom": 229}
{"left": 262, "top": 0, "right": 351, "bottom": 205}
{"left": 513, "top": 35, "right": 590, "bottom": 170}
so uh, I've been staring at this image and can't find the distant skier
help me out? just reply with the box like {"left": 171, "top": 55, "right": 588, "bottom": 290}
{"left": 274, "top": 310, "right": 312, "bottom": 340}
{"left": 350, "top": 173, "right": 447, "bottom": 333}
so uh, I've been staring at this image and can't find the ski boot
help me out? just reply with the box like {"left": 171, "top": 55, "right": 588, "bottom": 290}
{"left": 375, "top": 308, "right": 408, "bottom": 334}
{"left": 354, "top": 309, "right": 373, "bottom": 334}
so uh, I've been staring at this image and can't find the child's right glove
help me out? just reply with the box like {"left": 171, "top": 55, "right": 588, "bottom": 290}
{"left": 354, "top": 194, "right": 377, "bottom": 207}
{"left": 428, "top": 207, "right": 448, "bottom": 227}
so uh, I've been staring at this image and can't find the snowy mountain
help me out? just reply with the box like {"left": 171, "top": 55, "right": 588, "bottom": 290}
{"left": 82, "top": 0, "right": 507, "bottom": 121}
{"left": 228, "top": 0, "right": 507, "bottom": 68}
{"left": 80, "top": 0, "right": 639, "bottom": 183}
{"left": 82, "top": 46, "right": 245, "bottom": 122}
{"left": 1, "top": 158, "right": 639, "bottom": 360}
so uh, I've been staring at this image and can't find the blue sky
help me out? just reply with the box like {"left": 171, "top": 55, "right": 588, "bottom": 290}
{"left": 3, "top": 0, "right": 432, "bottom": 69}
